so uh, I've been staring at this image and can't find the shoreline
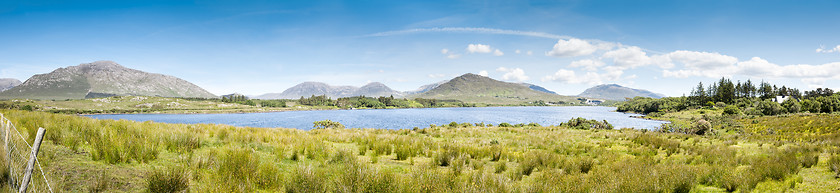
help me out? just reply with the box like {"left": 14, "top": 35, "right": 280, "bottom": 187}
{"left": 72, "top": 104, "right": 599, "bottom": 115}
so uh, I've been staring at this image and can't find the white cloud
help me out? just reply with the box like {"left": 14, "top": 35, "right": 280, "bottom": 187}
{"left": 778, "top": 62, "right": 840, "bottom": 79}
{"left": 467, "top": 44, "right": 493, "bottom": 53}
{"left": 602, "top": 46, "right": 652, "bottom": 69}
{"left": 527, "top": 51, "right": 533, "bottom": 55}
{"left": 734, "top": 57, "right": 778, "bottom": 77}
{"left": 661, "top": 55, "right": 840, "bottom": 87}
{"left": 441, "top": 48, "right": 461, "bottom": 59}
{"left": 666, "top": 50, "right": 737, "bottom": 70}
{"left": 816, "top": 45, "right": 840, "bottom": 53}
{"left": 542, "top": 69, "right": 576, "bottom": 83}
{"left": 493, "top": 49, "right": 504, "bottom": 56}
{"left": 541, "top": 68, "right": 619, "bottom": 85}
{"left": 546, "top": 38, "right": 599, "bottom": 57}
{"left": 568, "top": 59, "right": 605, "bottom": 71}
{"left": 428, "top": 73, "right": 446, "bottom": 78}
{"left": 478, "top": 70, "right": 489, "bottom": 76}
{"left": 496, "top": 67, "right": 529, "bottom": 82}
{"left": 515, "top": 50, "right": 521, "bottom": 54}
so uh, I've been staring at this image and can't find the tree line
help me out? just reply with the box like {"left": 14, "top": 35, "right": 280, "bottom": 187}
{"left": 618, "top": 77, "right": 839, "bottom": 116}
{"left": 298, "top": 95, "right": 474, "bottom": 109}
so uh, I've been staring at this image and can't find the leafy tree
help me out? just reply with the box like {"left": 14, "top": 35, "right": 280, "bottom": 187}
{"left": 714, "top": 78, "right": 735, "bottom": 104}
{"left": 756, "top": 100, "right": 783, "bottom": 116}
{"left": 781, "top": 99, "right": 801, "bottom": 113}
{"left": 759, "top": 81, "right": 774, "bottom": 99}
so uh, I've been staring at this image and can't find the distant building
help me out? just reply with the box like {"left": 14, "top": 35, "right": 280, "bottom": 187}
{"left": 772, "top": 96, "right": 791, "bottom": 104}
{"left": 585, "top": 99, "right": 603, "bottom": 105}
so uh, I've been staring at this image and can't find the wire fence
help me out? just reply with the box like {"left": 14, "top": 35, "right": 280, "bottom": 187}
{"left": 0, "top": 113, "right": 52, "bottom": 193}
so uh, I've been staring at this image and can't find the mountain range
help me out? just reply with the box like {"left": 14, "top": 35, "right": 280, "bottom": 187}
{"left": 577, "top": 84, "right": 666, "bottom": 101}
{"left": 0, "top": 61, "right": 216, "bottom": 100}
{"left": 1, "top": 61, "right": 665, "bottom": 103}
{"left": 254, "top": 82, "right": 402, "bottom": 99}
{"left": 0, "top": 78, "right": 21, "bottom": 92}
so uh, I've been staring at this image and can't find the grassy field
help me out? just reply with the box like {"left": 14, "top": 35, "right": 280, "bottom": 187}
{"left": 1, "top": 109, "right": 839, "bottom": 192}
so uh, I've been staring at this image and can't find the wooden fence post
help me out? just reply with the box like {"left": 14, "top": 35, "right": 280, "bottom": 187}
{"left": 18, "top": 127, "right": 45, "bottom": 193}
{"left": 4, "top": 118, "right": 13, "bottom": 189}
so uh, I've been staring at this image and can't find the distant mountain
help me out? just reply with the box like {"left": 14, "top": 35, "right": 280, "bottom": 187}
{"left": 412, "top": 73, "right": 576, "bottom": 104}
{"left": 255, "top": 82, "right": 402, "bottom": 99}
{"left": 0, "top": 78, "right": 21, "bottom": 92}
{"left": 578, "top": 84, "right": 665, "bottom": 101}
{"left": 519, "top": 83, "right": 557, "bottom": 94}
{"left": 405, "top": 80, "right": 449, "bottom": 95}
{"left": 406, "top": 80, "right": 558, "bottom": 96}
{"left": 0, "top": 61, "right": 217, "bottom": 100}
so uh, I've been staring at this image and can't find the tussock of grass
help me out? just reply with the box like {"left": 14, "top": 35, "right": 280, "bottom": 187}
{"left": 146, "top": 166, "right": 189, "bottom": 193}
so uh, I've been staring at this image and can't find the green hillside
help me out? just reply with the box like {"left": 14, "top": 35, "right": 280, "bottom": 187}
{"left": 578, "top": 84, "right": 665, "bottom": 101}
{"left": 413, "top": 73, "right": 577, "bottom": 105}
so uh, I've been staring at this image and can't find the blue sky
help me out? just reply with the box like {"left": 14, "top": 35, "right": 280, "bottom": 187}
{"left": 1, "top": 0, "right": 839, "bottom": 97}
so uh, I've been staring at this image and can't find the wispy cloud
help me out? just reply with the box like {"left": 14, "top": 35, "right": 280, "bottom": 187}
{"left": 816, "top": 45, "right": 840, "bottom": 53}
{"left": 365, "top": 27, "right": 573, "bottom": 39}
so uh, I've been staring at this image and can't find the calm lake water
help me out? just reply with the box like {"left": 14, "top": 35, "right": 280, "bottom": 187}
{"left": 85, "top": 106, "right": 667, "bottom": 130}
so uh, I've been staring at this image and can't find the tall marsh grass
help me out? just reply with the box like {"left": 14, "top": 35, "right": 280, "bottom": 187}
{"left": 1, "top": 109, "right": 838, "bottom": 192}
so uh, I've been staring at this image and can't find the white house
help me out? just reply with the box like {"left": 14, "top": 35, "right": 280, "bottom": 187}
{"left": 772, "top": 96, "right": 791, "bottom": 104}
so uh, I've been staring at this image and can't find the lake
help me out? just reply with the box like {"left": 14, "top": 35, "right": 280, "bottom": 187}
{"left": 85, "top": 106, "right": 667, "bottom": 130}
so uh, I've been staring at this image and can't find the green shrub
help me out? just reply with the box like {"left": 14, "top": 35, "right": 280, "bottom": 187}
{"left": 448, "top": 122, "right": 458, "bottom": 128}
{"left": 692, "top": 119, "right": 712, "bottom": 135}
{"left": 561, "top": 117, "right": 614, "bottom": 130}
{"left": 757, "top": 100, "right": 783, "bottom": 116}
{"left": 723, "top": 105, "right": 741, "bottom": 115}
{"left": 498, "top": 123, "right": 512, "bottom": 127}
{"left": 313, "top": 120, "right": 345, "bottom": 129}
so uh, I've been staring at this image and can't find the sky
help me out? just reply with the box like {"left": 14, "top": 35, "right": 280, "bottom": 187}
{"left": 1, "top": 0, "right": 839, "bottom": 97}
